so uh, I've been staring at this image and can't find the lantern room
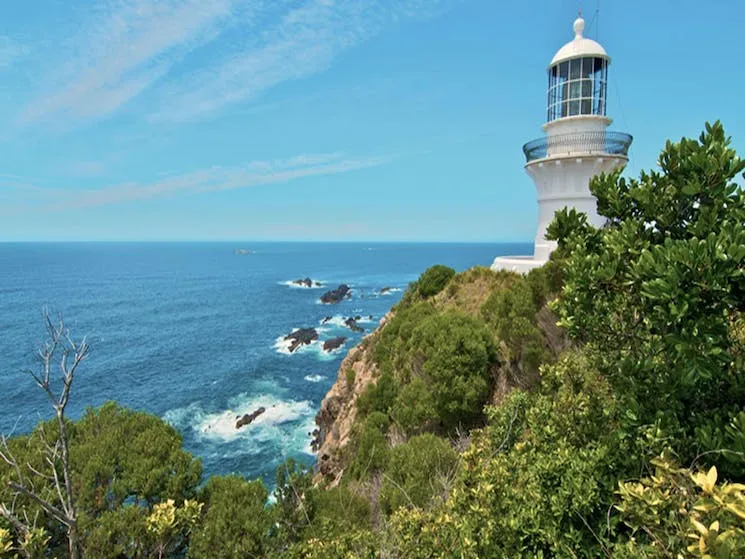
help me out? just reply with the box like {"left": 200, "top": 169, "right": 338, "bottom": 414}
{"left": 546, "top": 15, "right": 609, "bottom": 122}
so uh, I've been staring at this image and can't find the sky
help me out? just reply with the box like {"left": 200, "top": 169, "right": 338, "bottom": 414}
{"left": 0, "top": 0, "right": 743, "bottom": 242}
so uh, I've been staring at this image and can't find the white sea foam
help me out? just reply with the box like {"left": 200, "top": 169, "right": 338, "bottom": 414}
{"left": 309, "top": 342, "right": 342, "bottom": 361}
{"left": 304, "top": 374, "right": 326, "bottom": 382}
{"left": 273, "top": 334, "right": 343, "bottom": 361}
{"left": 318, "top": 315, "right": 375, "bottom": 328}
{"left": 273, "top": 336, "right": 294, "bottom": 355}
{"left": 164, "top": 393, "right": 315, "bottom": 452}
{"left": 378, "top": 287, "right": 402, "bottom": 295}
{"left": 280, "top": 279, "right": 324, "bottom": 289}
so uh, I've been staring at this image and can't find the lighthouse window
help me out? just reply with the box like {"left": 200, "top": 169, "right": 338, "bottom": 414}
{"left": 547, "top": 57, "right": 609, "bottom": 121}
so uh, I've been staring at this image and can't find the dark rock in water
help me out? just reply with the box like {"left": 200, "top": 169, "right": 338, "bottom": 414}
{"left": 344, "top": 318, "right": 364, "bottom": 333}
{"left": 368, "top": 315, "right": 374, "bottom": 320}
{"left": 293, "top": 277, "right": 314, "bottom": 288}
{"left": 314, "top": 281, "right": 322, "bottom": 287}
{"left": 323, "top": 336, "right": 347, "bottom": 352}
{"left": 322, "top": 316, "right": 333, "bottom": 324}
{"left": 235, "top": 407, "right": 266, "bottom": 429}
{"left": 379, "top": 286, "right": 393, "bottom": 294}
{"left": 354, "top": 315, "right": 361, "bottom": 321}
{"left": 320, "top": 284, "right": 351, "bottom": 304}
{"left": 284, "top": 328, "right": 319, "bottom": 353}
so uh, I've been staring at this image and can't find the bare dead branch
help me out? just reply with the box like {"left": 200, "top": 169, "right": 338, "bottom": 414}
{"left": 0, "top": 311, "right": 87, "bottom": 559}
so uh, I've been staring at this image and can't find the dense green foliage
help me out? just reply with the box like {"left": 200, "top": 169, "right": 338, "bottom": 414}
{"left": 364, "top": 301, "right": 499, "bottom": 438}
{"left": 2, "top": 122, "right": 743, "bottom": 558}
{"left": 188, "top": 476, "right": 270, "bottom": 558}
{"left": 548, "top": 121, "right": 745, "bottom": 478}
{"left": 405, "top": 264, "right": 456, "bottom": 300}
{"left": 1, "top": 402, "right": 202, "bottom": 557}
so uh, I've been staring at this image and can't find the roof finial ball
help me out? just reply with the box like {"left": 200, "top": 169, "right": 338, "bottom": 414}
{"left": 573, "top": 12, "right": 585, "bottom": 39}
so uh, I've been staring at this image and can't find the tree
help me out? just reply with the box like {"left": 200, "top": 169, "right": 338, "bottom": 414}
{"left": 415, "top": 265, "right": 456, "bottom": 298}
{"left": 0, "top": 311, "right": 88, "bottom": 559}
{"left": 0, "top": 313, "right": 203, "bottom": 558}
{"left": 548, "top": 121, "right": 745, "bottom": 475}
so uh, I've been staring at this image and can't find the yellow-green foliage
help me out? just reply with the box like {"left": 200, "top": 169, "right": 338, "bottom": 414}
{"left": 385, "top": 351, "right": 625, "bottom": 558}
{"left": 282, "top": 529, "right": 378, "bottom": 559}
{"left": 614, "top": 456, "right": 745, "bottom": 558}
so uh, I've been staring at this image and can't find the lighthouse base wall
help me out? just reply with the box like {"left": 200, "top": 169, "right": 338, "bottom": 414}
{"left": 491, "top": 154, "right": 627, "bottom": 274}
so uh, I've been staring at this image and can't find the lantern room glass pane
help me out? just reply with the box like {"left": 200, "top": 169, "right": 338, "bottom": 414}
{"left": 581, "top": 57, "right": 593, "bottom": 78}
{"left": 569, "top": 59, "right": 581, "bottom": 79}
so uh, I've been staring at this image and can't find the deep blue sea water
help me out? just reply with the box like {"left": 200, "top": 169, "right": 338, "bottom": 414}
{"left": 0, "top": 242, "right": 529, "bottom": 487}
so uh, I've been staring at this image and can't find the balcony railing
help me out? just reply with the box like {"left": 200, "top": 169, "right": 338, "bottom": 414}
{"left": 522, "top": 131, "right": 633, "bottom": 163}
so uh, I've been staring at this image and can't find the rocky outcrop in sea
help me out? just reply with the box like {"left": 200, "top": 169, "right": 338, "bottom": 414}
{"left": 284, "top": 328, "right": 319, "bottom": 353}
{"left": 320, "top": 284, "right": 351, "bottom": 304}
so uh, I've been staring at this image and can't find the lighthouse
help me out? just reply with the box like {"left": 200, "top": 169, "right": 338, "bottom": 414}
{"left": 491, "top": 13, "right": 632, "bottom": 273}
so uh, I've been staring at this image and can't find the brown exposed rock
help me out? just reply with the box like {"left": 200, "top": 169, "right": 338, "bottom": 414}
{"left": 235, "top": 407, "right": 266, "bottom": 429}
{"left": 312, "top": 342, "right": 380, "bottom": 486}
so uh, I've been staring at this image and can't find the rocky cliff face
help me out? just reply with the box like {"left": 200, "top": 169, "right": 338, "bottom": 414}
{"left": 312, "top": 315, "right": 390, "bottom": 486}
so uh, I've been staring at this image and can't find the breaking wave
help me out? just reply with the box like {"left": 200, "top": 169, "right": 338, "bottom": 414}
{"left": 163, "top": 393, "right": 315, "bottom": 455}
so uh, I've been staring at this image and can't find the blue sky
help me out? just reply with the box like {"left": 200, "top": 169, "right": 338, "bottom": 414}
{"left": 0, "top": 0, "right": 743, "bottom": 242}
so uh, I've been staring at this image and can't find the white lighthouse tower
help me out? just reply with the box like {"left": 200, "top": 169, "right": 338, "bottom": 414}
{"left": 491, "top": 13, "right": 632, "bottom": 273}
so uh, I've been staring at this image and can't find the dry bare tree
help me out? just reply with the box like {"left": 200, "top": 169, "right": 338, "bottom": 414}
{"left": 0, "top": 310, "right": 89, "bottom": 559}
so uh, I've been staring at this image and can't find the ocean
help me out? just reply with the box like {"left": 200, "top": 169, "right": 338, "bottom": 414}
{"left": 0, "top": 242, "right": 529, "bottom": 487}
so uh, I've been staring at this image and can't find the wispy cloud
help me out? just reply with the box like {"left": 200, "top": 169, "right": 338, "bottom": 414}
{"left": 20, "top": 0, "right": 236, "bottom": 124}
{"left": 152, "top": 0, "right": 451, "bottom": 121}
{"left": 1, "top": 152, "right": 391, "bottom": 214}
{"left": 18, "top": 0, "right": 453, "bottom": 127}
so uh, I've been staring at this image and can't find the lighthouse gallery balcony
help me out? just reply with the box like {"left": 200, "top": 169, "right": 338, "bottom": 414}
{"left": 522, "top": 130, "right": 633, "bottom": 163}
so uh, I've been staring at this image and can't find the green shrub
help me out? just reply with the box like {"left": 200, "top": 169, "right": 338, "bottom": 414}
{"left": 416, "top": 264, "right": 456, "bottom": 298}
{"left": 391, "top": 377, "right": 437, "bottom": 435}
{"left": 380, "top": 434, "right": 458, "bottom": 514}
{"left": 188, "top": 476, "right": 270, "bottom": 559}
{"left": 372, "top": 302, "right": 437, "bottom": 377}
{"left": 614, "top": 456, "right": 745, "bottom": 558}
{"left": 344, "top": 366, "right": 355, "bottom": 389}
{"left": 481, "top": 277, "right": 547, "bottom": 372}
{"left": 370, "top": 306, "right": 497, "bottom": 434}
{"left": 304, "top": 485, "right": 372, "bottom": 540}
{"left": 348, "top": 412, "right": 390, "bottom": 479}
{"left": 442, "top": 351, "right": 624, "bottom": 558}
{"left": 356, "top": 370, "right": 397, "bottom": 417}
{"left": 405, "top": 311, "right": 496, "bottom": 432}
{"left": 549, "top": 121, "right": 745, "bottom": 475}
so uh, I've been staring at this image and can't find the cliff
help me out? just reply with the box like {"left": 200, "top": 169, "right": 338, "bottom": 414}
{"left": 312, "top": 265, "right": 568, "bottom": 485}
{"left": 313, "top": 328, "right": 382, "bottom": 485}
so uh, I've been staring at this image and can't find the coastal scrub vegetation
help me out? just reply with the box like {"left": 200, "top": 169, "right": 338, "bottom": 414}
{"left": 1, "top": 121, "right": 744, "bottom": 557}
